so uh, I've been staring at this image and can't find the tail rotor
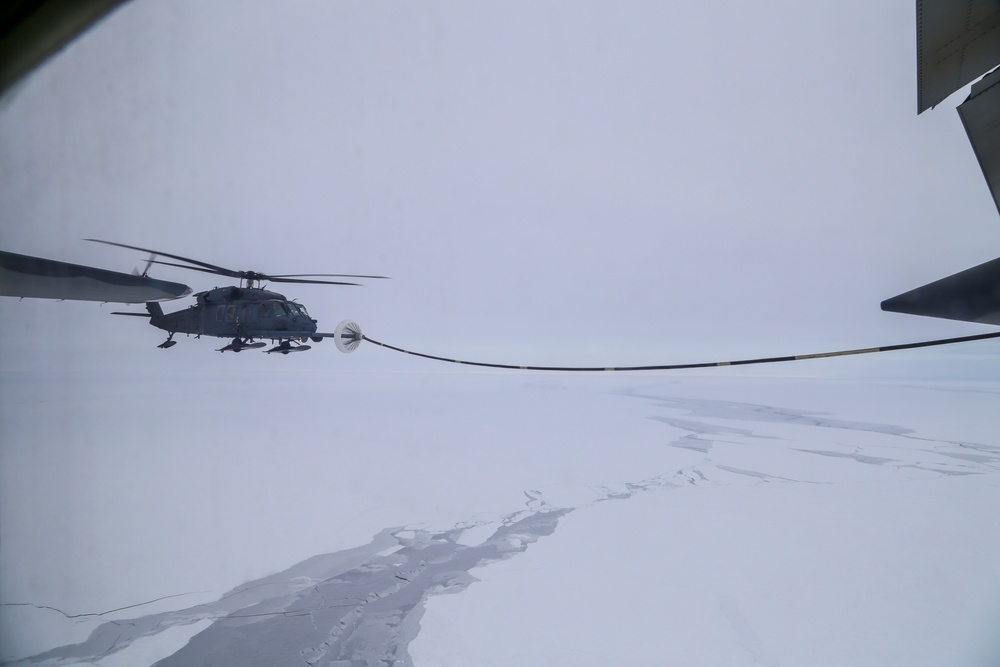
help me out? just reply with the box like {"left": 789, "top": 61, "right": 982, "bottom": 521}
{"left": 130, "top": 252, "right": 157, "bottom": 278}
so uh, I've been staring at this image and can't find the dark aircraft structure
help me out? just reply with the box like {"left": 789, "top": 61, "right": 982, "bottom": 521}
{"left": 0, "top": 241, "right": 376, "bottom": 354}
{"left": 0, "top": 248, "right": 189, "bottom": 303}
{"left": 91, "top": 240, "right": 379, "bottom": 354}
{"left": 0, "top": 0, "right": 131, "bottom": 97}
{"left": 880, "top": 0, "right": 1000, "bottom": 325}
{"left": 125, "top": 286, "right": 365, "bottom": 355}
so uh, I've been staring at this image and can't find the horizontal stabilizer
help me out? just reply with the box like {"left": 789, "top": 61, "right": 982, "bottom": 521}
{"left": 881, "top": 256, "right": 1000, "bottom": 324}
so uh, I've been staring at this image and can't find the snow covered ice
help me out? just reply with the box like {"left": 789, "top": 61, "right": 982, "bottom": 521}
{"left": 3, "top": 370, "right": 998, "bottom": 666}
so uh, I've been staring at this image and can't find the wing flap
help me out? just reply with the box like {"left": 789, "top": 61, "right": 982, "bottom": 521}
{"left": 958, "top": 68, "right": 1000, "bottom": 216}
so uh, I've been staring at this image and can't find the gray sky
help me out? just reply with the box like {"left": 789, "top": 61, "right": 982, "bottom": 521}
{"left": 1, "top": 0, "right": 998, "bottom": 374}
{"left": 2, "top": 0, "right": 1000, "bottom": 658}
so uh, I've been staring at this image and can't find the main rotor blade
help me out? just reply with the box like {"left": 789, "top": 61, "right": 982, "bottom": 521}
{"left": 268, "top": 273, "right": 390, "bottom": 280}
{"left": 86, "top": 239, "right": 384, "bottom": 285}
{"left": 86, "top": 239, "right": 241, "bottom": 278}
{"left": 149, "top": 259, "right": 230, "bottom": 276}
{"left": 151, "top": 260, "right": 362, "bottom": 284}
{"left": 268, "top": 277, "right": 361, "bottom": 286}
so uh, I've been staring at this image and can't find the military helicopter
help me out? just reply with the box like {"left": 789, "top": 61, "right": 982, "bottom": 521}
{"left": 90, "top": 240, "right": 381, "bottom": 354}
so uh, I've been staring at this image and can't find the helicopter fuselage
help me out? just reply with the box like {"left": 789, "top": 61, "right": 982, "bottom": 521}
{"left": 147, "top": 286, "right": 320, "bottom": 343}
{"left": 87, "top": 239, "right": 382, "bottom": 353}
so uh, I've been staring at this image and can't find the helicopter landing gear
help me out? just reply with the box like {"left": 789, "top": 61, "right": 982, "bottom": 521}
{"left": 266, "top": 340, "right": 312, "bottom": 355}
{"left": 158, "top": 333, "right": 176, "bottom": 349}
{"left": 218, "top": 338, "right": 266, "bottom": 353}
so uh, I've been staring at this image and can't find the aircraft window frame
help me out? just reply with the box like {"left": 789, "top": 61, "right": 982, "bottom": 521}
{"left": 225, "top": 305, "right": 236, "bottom": 322}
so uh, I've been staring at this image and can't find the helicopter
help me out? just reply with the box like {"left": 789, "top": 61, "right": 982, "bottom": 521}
{"left": 89, "top": 240, "right": 381, "bottom": 354}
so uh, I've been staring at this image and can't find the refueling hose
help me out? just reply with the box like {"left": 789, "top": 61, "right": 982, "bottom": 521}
{"left": 359, "top": 330, "right": 1000, "bottom": 372}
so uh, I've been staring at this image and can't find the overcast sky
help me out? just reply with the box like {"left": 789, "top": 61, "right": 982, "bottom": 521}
{"left": 2, "top": 0, "right": 999, "bottom": 374}
{"left": 2, "top": 0, "right": 1000, "bottom": 659}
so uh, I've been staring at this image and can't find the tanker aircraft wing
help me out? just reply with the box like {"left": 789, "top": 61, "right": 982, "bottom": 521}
{"left": 884, "top": 1, "right": 1000, "bottom": 325}
{"left": 881, "top": 256, "right": 1000, "bottom": 325}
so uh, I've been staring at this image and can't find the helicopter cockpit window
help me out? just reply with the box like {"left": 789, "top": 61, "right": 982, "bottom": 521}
{"left": 258, "top": 302, "right": 290, "bottom": 318}
{"left": 287, "top": 303, "right": 303, "bottom": 316}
